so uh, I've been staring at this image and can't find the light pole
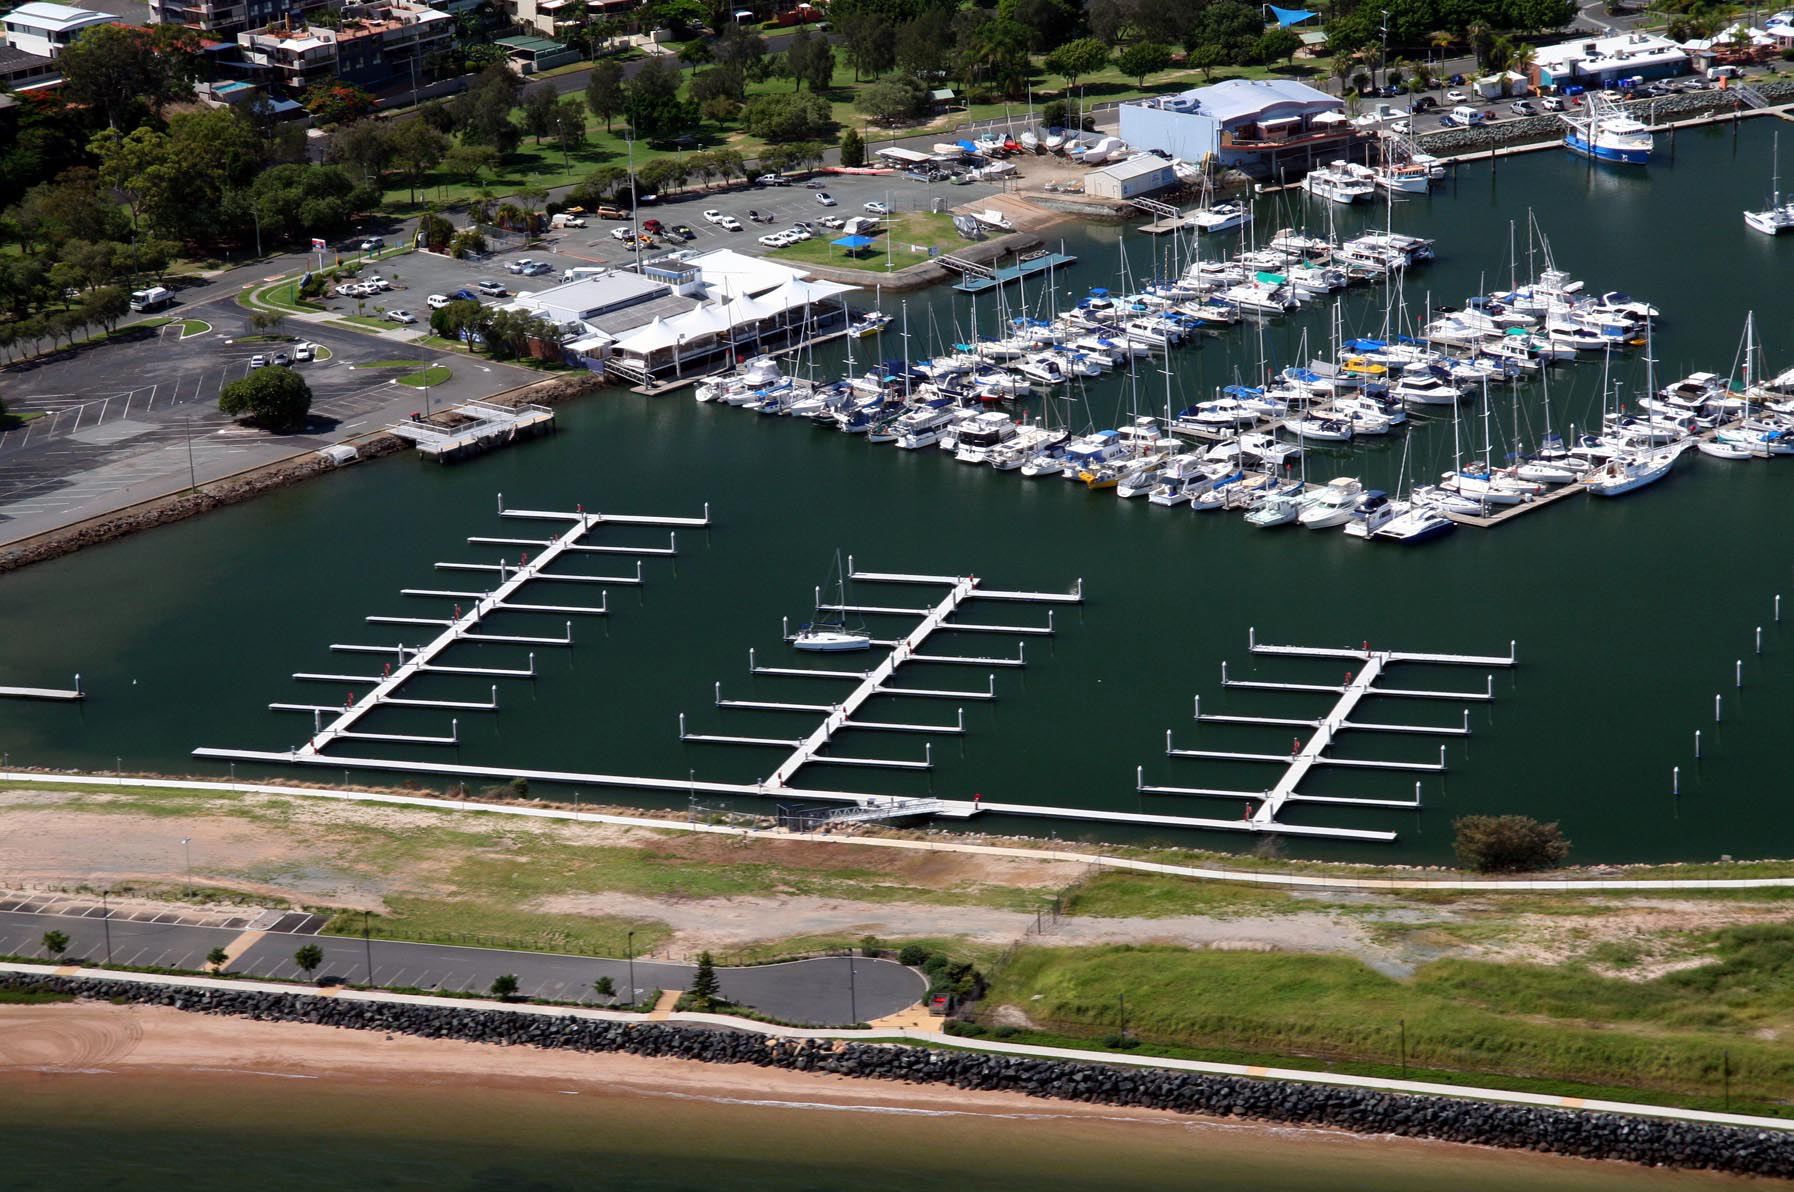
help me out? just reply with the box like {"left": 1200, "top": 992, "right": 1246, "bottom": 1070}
{"left": 624, "top": 128, "right": 642, "bottom": 274}
{"left": 627, "top": 929, "right": 636, "bottom": 1008}
{"left": 846, "top": 950, "right": 857, "bottom": 1025}
{"left": 181, "top": 837, "right": 192, "bottom": 896}
{"left": 1378, "top": 10, "right": 1391, "bottom": 93}
{"left": 363, "top": 909, "right": 375, "bottom": 986}
{"left": 101, "top": 889, "right": 112, "bottom": 965}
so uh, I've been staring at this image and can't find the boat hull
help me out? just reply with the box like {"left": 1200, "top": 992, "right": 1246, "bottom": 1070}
{"left": 1563, "top": 133, "right": 1650, "bottom": 165}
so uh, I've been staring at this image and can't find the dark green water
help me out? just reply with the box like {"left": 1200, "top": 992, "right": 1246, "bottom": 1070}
{"left": 0, "top": 1069, "right": 1760, "bottom": 1191}
{"left": 4, "top": 121, "right": 1793, "bottom": 863}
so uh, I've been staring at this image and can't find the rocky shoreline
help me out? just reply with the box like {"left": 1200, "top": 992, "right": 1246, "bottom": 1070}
{"left": 6, "top": 974, "right": 1788, "bottom": 1178}
{"left": 1419, "top": 82, "right": 1794, "bottom": 157}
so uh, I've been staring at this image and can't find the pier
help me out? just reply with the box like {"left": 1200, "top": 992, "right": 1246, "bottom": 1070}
{"left": 388, "top": 402, "right": 555, "bottom": 463}
{"left": 950, "top": 252, "right": 1079, "bottom": 294}
{"left": 1136, "top": 630, "right": 1517, "bottom": 842}
{"left": 0, "top": 675, "right": 82, "bottom": 701}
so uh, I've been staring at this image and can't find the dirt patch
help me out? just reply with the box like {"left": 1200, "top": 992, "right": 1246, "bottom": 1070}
{"left": 989, "top": 1003, "right": 1037, "bottom": 1029}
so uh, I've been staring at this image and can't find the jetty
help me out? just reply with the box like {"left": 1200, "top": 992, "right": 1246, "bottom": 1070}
{"left": 0, "top": 675, "right": 83, "bottom": 701}
{"left": 388, "top": 402, "right": 555, "bottom": 463}
{"left": 1135, "top": 630, "right": 1517, "bottom": 842}
{"left": 947, "top": 252, "right": 1079, "bottom": 294}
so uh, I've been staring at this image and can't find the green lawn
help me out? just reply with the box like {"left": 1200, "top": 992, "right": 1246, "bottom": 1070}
{"left": 337, "top": 314, "right": 405, "bottom": 331}
{"left": 178, "top": 318, "right": 211, "bottom": 337}
{"left": 396, "top": 365, "right": 452, "bottom": 388}
{"left": 983, "top": 938, "right": 1794, "bottom": 1110}
{"left": 767, "top": 210, "right": 961, "bottom": 272}
{"left": 375, "top": 54, "right": 1337, "bottom": 218}
{"left": 356, "top": 358, "right": 428, "bottom": 369}
{"left": 1, "top": 409, "right": 46, "bottom": 429}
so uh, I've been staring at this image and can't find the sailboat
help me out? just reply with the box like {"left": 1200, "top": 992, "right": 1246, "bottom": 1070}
{"left": 1376, "top": 428, "right": 1457, "bottom": 543}
{"left": 1745, "top": 132, "right": 1794, "bottom": 235}
{"left": 1585, "top": 320, "right": 1690, "bottom": 496}
{"left": 848, "top": 285, "right": 892, "bottom": 338}
{"left": 792, "top": 551, "right": 872, "bottom": 652}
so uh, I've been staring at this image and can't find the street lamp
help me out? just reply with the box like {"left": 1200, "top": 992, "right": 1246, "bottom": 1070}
{"left": 846, "top": 950, "right": 858, "bottom": 1025}
{"left": 363, "top": 909, "right": 375, "bottom": 986}
{"left": 101, "top": 889, "right": 113, "bottom": 965}
{"left": 627, "top": 929, "right": 636, "bottom": 1008}
{"left": 181, "top": 837, "right": 192, "bottom": 896}
{"left": 624, "top": 128, "right": 642, "bottom": 274}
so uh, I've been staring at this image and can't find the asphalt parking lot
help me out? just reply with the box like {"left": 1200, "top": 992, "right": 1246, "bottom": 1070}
{"left": 0, "top": 299, "right": 504, "bottom": 541}
{"left": 0, "top": 907, "right": 925, "bottom": 1025}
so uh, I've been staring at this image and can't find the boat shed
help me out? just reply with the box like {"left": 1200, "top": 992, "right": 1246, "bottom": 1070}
{"left": 1084, "top": 154, "right": 1178, "bottom": 199}
{"left": 1118, "top": 79, "right": 1349, "bottom": 174}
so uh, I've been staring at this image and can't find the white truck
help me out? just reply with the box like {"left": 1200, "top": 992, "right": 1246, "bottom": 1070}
{"left": 551, "top": 212, "right": 587, "bottom": 228}
{"left": 128, "top": 285, "right": 173, "bottom": 312}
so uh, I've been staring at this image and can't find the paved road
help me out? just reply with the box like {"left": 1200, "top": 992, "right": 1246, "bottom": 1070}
{"left": 0, "top": 908, "right": 924, "bottom": 1026}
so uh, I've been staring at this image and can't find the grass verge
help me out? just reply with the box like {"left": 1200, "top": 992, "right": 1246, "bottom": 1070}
{"left": 178, "top": 318, "right": 211, "bottom": 338}
{"left": 981, "top": 941, "right": 1794, "bottom": 1111}
{"left": 396, "top": 365, "right": 452, "bottom": 388}
{"left": 321, "top": 898, "right": 672, "bottom": 958}
{"left": 767, "top": 211, "right": 960, "bottom": 272}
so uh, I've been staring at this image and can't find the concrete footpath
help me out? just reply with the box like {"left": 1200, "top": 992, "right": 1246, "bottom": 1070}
{"left": 2, "top": 959, "right": 1787, "bottom": 1134}
{"left": 0, "top": 906, "right": 921, "bottom": 1027}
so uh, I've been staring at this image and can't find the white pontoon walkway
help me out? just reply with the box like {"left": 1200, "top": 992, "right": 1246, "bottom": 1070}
{"left": 686, "top": 560, "right": 1077, "bottom": 789}
{"left": 1136, "top": 630, "right": 1518, "bottom": 843}
{"left": 205, "top": 493, "right": 706, "bottom": 759}
{"left": 0, "top": 674, "right": 83, "bottom": 701}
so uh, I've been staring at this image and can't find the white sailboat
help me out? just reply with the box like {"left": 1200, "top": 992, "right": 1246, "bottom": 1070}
{"left": 792, "top": 551, "right": 872, "bottom": 652}
{"left": 1745, "top": 133, "right": 1794, "bottom": 235}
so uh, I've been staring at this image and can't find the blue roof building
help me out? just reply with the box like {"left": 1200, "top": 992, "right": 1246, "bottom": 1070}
{"left": 1118, "top": 79, "right": 1349, "bottom": 174}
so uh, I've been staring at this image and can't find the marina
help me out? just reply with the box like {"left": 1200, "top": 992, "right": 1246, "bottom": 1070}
{"left": 8, "top": 122, "right": 1794, "bottom": 862}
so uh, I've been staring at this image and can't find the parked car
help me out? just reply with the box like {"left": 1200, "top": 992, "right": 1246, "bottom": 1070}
{"left": 476, "top": 279, "right": 507, "bottom": 296}
{"left": 360, "top": 236, "right": 384, "bottom": 252}
{"left": 521, "top": 260, "right": 552, "bottom": 275}
{"left": 593, "top": 205, "right": 629, "bottom": 220}
{"left": 746, "top": 209, "right": 763, "bottom": 222}
{"left": 818, "top": 216, "right": 845, "bottom": 229}
{"left": 758, "top": 232, "right": 787, "bottom": 247}
{"left": 292, "top": 342, "right": 315, "bottom": 361}
{"left": 786, "top": 225, "right": 812, "bottom": 241}
{"left": 388, "top": 309, "right": 418, "bottom": 324}
{"left": 703, "top": 209, "right": 728, "bottom": 223}
{"left": 364, "top": 276, "right": 390, "bottom": 291}
{"left": 755, "top": 172, "right": 788, "bottom": 185}
{"left": 1445, "top": 89, "right": 1469, "bottom": 103}
{"left": 272, "top": 351, "right": 291, "bottom": 366}
{"left": 249, "top": 354, "right": 268, "bottom": 368}
{"left": 611, "top": 226, "right": 634, "bottom": 241}
{"left": 719, "top": 215, "right": 743, "bottom": 231}
{"left": 643, "top": 218, "right": 666, "bottom": 234}
{"left": 448, "top": 288, "right": 478, "bottom": 302}
{"left": 670, "top": 224, "right": 696, "bottom": 240}
{"left": 815, "top": 191, "right": 838, "bottom": 206}
{"left": 1540, "top": 95, "right": 1566, "bottom": 112}
{"left": 426, "top": 293, "right": 451, "bottom": 309}
{"left": 506, "top": 258, "right": 531, "bottom": 273}
{"left": 1436, "top": 113, "right": 1459, "bottom": 127}
{"left": 1412, "top": 95, "right": 1439, "bottom": 111}
{"left": 863, "top": 201, "right": 890, "bottom": 215}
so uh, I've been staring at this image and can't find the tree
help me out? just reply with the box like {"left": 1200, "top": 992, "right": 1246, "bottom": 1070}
{"left": 552, "top": 98, "right": 588, "bottom": 164}
{"left": 1452, "top": 815, "right": 1571, "bottom": 873}
{"left": 293, "top": 943, "right": 325, "bottom": 979}
{"left": 1043, "top": 37, "right": 1110, "bottom": 88}
{"left": 389, "top": 120, "right": 448, "bottom": 204}
{"left": 995, "top": 0, "right": 1081, "bottom": 50}
{"left": 522, "top": 86, "right": 559, "bottom": 144}
{"left": 490, "top": 972, "right": 521, "bottom": 1000}
{"left": 206, "top": 946, "right": 229, "bottom": 973}
{"left": 1255, "top": 27, "right": 1302, "bottom": 67}
{"left": 1191, "top": 0, "right": 1261, "bottom": 63}
{"left": 841, "top": 13, "right": 897, "bottom": 80}
{"left": 894, "top": 10, "right": 952, "bottom": 79}
{"left": 689, "top": 950, "right": 720, "bottom": 1009}
{"left": 417, "top": 210, "right": 454, "bottom": 252}
{"left": 430, "top": 297, "right": 488, "bottom": 341}
{"left": 456, "top": 64, "right": 523, "bottom": 152}
{"left": 1190, "top": 44, "right": 1226, "bottom": 81}
{"left": 60, "top": 24, "right": 202, "bottom": 130}
{"left": 79, "top": 285, "right": 130, "bottom": 333}
{"left": 594, "top": 975, "right": 616, "bottom": 1000}
{"left": 220, "top": 367, "right": 312, "bottom": 431}
{"left": 741, "top": 92, "right": 832, "bottom": 141}
{"left": 41, "top": 929, "right": 69, "bottom": 960}
{"left": 443, "top": 142, "right": 499, "bottom": 185}
{"left": 839, "top": 127, "right": 866, "bottom": 168}
{"left": 1086, "top": 0, "right": 1127, "bottom": 44}
{"left": 1114, "top": 41, "right": 1172, "bottom": 87}
{"left": 689, "top": 63, "right": 747, "bottom": 106}
{"left": 329, "top": 119, "right": 396, "bottom": 182}
{"left": 857, "top": 74, "right": 929, "bottom": 126}
{"left": 622, "top": 56, "right": 695, "bottom": 140}
{"left": 780, "top": 28, "right": 835, "bottom": 92}
{"left": 303, "top": 81, "right": 377, "bottom": 126}
{"left": 251, "top": 164, "right": 379, "bottom": 243}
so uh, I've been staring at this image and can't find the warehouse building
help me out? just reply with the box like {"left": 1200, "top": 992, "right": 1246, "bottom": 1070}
{"left": 1083, "top": 154, "right": 1178, "bottom": 200}
{"left": 1118, "top": 79, "right": 1350, "bottom": 176}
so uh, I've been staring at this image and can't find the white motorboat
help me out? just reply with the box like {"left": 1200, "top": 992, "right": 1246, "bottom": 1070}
{"left": 695, "top": 354, "right": 785, "bottom": 403}
{"left": 1190, "top": 200, "right": 1252, "bottom": 233}
{"left": 1341, "top": 490, "right": 1403, "bottom": 537}
{"left": 1374, "top": 503, "right": 1457, "bottom": 543}
{"left": 1290, "top": 416, "right": 1353, "bottom": 443}
{"left": 1390, "top": 372, "right": 1464, "bottom": 407}
{"left": 1697, "top": 439, "right": 1755, "bottom": 461}
{"left": 953, "top": 410, "right": 1016, "bottom": 463}
{"left": 1240, "top": 430, "right": 1300, "bottom": 467}
{"left": 847, "top": 310, "right": 892, "bottom": 339}
{"left": 892, "top": 403, "right": 961, "bottom": 450}
{"left": 1411, "top": 483, "right": 1490, "bottom": 516}
{"left": 1244, "top": 490, "right": 1303, "bottom": 527}
{"left": 1297, "top": 477, "right": 1362, "bottom": 529}
{"left": 1221, "top": 279, "right": 1300, "bottom": 314}
{"left": 1301, "top": 161, "right": 1375, "bottom": 204}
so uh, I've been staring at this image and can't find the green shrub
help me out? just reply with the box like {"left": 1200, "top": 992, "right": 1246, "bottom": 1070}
{"left": 897, "top": 944, "right": 929, "bottom": 967}
{"left": 1452, "top": 815, "right": 1572, "bottom": 873}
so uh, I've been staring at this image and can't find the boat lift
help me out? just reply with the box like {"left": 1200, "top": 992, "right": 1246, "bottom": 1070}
{"left": 1134, "top": 629, "right": 1517, "bottom": 843}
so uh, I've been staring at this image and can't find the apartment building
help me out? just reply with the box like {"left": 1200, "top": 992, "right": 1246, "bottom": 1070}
{"left": 236, "top": 0, "right": 449, "bottom": 92}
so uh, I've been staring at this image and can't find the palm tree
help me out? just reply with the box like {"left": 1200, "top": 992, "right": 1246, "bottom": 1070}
{"left": 495, "top": 201, "right": 525, "bottom": 230}
{"left": 1466, "top": 21, "right": 1495, "bottom": 72}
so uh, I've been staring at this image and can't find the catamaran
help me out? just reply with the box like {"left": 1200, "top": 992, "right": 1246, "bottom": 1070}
{"left": 1745, "top": 132, "right": 1794, "bottom": 234}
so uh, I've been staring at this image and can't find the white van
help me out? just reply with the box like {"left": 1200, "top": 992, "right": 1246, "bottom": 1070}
{"left": 560, "top": 266, "right": 605, "bottom": 283}
{"left": 550, "top": 212, "right": 587, "bottom": 228}
{"left": 1708, "top": 65, "right": 1743, "bottom": 81}
{"left": 426, "top": 293, "right": 451, "bottom": 310}
{"left": 1451, "top": 105, "right": 1487, "bottom": 126}
{"left": 129, "top": 285, "right": 173, "bottom": 312}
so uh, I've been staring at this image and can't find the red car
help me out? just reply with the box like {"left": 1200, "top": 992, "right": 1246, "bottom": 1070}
{"left": 642, "top": 218, "right": 666, "bottom": 234}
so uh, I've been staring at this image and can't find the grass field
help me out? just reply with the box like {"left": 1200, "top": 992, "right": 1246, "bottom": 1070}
{"left": 765, "top": 211, "right": 959, "bottom": 272}
{"left": 982, "top": 940, "right": 1794, "bottom": 1112}
{"left": 357, "top": 358, "right": 427, "bottom": 369}
{"left": 337, "top": 314, "right": 405, "bottom": 331}
{"left": 178, "top": 318, "right": 211, "bottom": 337}
{"left": 396, "top": 365, "right": 452, "bottom": 388}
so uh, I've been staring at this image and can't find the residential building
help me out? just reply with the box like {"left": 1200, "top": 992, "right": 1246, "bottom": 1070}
{"left": 1083, "top": 154, "right": 1177, "bottom": 200}
{"left": 1531, "top": 32, "right": 1688, "bottom": 89}
{"left": 236, "top": 0, "right": 449, "bottom": 93}
{"left": 1, "top": 2, "right": 121, "bottom": 57}
{"left": 0, "top": 41, "right": 58, "bottom": 88}
{"left": 148, "top": 0, "right": 332, "bottom": 38}
{"left": 1118, "top": 79, "right": 1349, "bottom": 175}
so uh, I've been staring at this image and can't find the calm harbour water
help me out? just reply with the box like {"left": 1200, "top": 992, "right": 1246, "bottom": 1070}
{"left": 0, "top": 1068, "right": 1760, "bottom": 1191}
{"left": 3, "top": 121, "right": 1793, "bottom": 863}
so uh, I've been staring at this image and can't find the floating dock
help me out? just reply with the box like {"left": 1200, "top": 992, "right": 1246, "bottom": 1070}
{"left": 0, "top": 674, "right": 83, "bottom": 701}
{"left": 951, "top": 252, "right": 1079, "bottom": 294}
{"left": 389, "top": 402, "right": 555, "bottom": 463}
{"left": 1135, "top": 629, "right": 1517, "bottom": 842}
